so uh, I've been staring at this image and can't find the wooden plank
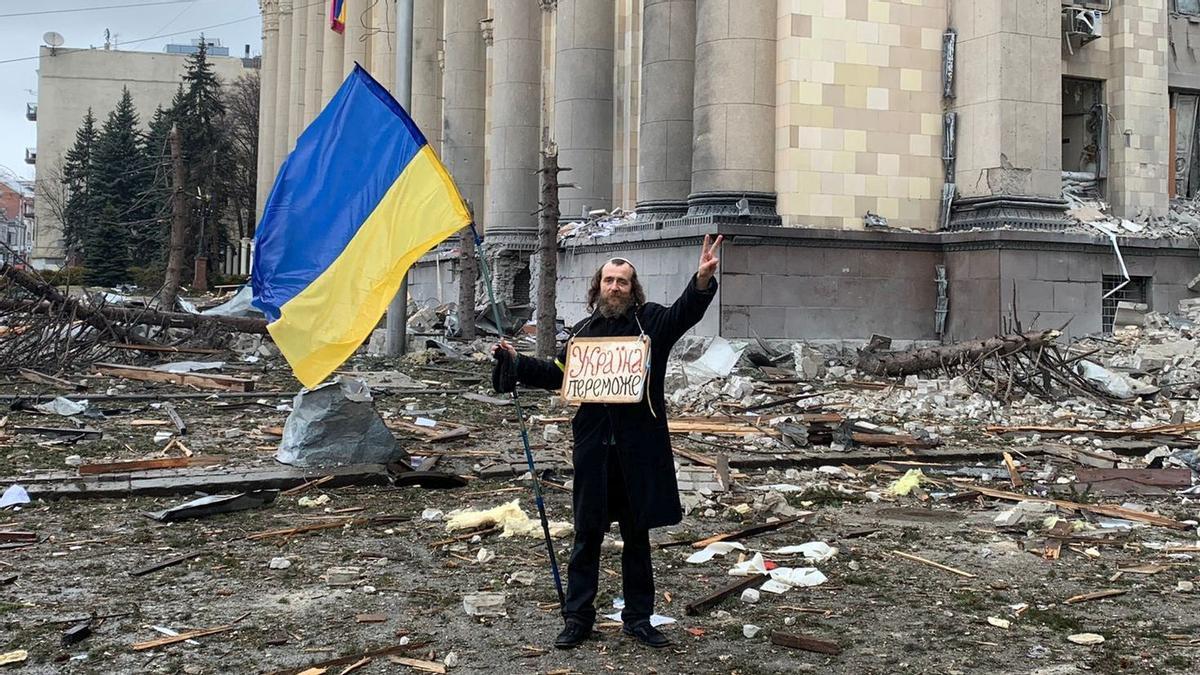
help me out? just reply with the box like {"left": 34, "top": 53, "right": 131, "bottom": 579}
{"left": 691, "top": 515, "right": 808, "bottom": 549}
{"left": 769, "top": 630, "right": 842, "bottom": 655}
{"left": 1075, "top": 468, "right": 1192, "bottom": 489}
{"left": 1064, "top": 589, "right": 1127, "bottom": 605}
{"left": 107, "top": 343, "right": 224, "bottom": 355}
{"left": 986, "top": 422, "right": 1200, "bottom": 438}
{"left": 79, "top": 457, "right": 191, "bottom": 475}
{"left": 685, "top": 575, "right": 769, "bottom": 616}
{"left": 262, "top": 643, "right": 426, "bottom": 675}
{"left": 0, "top": 531, "right": 36, "bottom": 543}
{"left": 387, "top": 657, "right": 445, "bottom": 674}
{"left": 281, "top": 475, "right": 334, "bottom": 497}
{"left": 426, "top": 427, "right": 471, "bottom": 443}
{"left": 1002, "top": 452, "right": 1024, "bottom": 489}
{"left": 92, "top": 362, "right": 253, "bottom": 392}
{"left": 852, "top": 432, "right": 939, "bottom": 448}
{"left": 131, "top": 624, "right": 233, "bottom": 650}
{"left": 954, "top": 481, "right": 1189, "bottom": 530}
{"left": 892, "top": 550, "right": 976, "bottom": 578}
{"left": 128, "top": 550, "right": 203, "bottom": 577}
{"left": 18, "top": 368, "right": 85, "bottom": 390}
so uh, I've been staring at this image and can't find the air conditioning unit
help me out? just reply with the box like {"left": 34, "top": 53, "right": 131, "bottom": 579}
{"left": 1063, "top": 7, "right": 1102, "bottom": 51}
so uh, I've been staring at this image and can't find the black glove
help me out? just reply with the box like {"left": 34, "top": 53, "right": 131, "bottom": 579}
{"left": 492, "top": 349, "right": 517, "bottom": 394}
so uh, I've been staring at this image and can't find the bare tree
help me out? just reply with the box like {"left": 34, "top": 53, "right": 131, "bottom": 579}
{"left": 223, "top": 71, "right": 260, "bottom": 246}
{"left": 161, "top": 125, "right": 189, "bottom": 311}
{"left": 535, "top": 146, "right": 566, "bottom": 358}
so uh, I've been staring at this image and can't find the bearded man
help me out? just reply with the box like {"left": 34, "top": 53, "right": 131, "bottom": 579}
{"left": 492, "top": 235, "right": 723, "bottom": 649}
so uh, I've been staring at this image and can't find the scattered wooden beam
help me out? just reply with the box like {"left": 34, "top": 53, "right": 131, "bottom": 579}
{"left": 0, "top": 531, "right": 36, "bottom": 543}
{"left": 426, "top": 427, "right": 471, "bottom": 443}
{"left": 18, "top": 368, "right": 85, "bottom": 390}
{"left": 1073, "top": 467, "right": 1192, "bottom": 496}
{"left": 93, "top": 363, "right": 253, "bottom": 392}
{"left": 952, "top": 482, "right": 1189, "bottom": 530}
{"left": 769, "top": 630, "right": 842, "bottom": 655}
{"left": 263, "top": 644, "right": 428, "bottom": 675}
{"left": 690, "top": 515, "right": 809, "bottom": 549}
{"left": 128, "top": 550, "right": 203, "bottom": 577}
{"left": 388, "top": 657, "right": 445, "bottom": 674}
{"left": 281, "top": 475, "right": 334, "bottom": 497}
{"left": 685, "top": 575, "right": 769, "bottom": 616}
{"left": 891, "top": 550, "right": 977, "bottom": 578}
{"left": 985, "top": 421, "right": 1200, "bottom": 439}
{"left": 1064, "top": 589, "right": 1127, "bottom": 605}
{"left": 851, "top": 432, "right": 939, "bottom": 449}
{"left": 11, "top": 425, "right": 102, "bottom": 439}
{"left": 79, "top": 457, "right": 192, "bottom": 475}
{"left": 131, "top": 624, "right": 234, "bottom": 650}
{"left": 1002, "top": 452, "right": 1024, "bottom": 489}
{"left": 107, "top": 343, "right": 224, "bottom": 355}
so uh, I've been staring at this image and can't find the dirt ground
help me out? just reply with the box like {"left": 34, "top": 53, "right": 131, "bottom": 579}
{"left": 1, "top": 352, "right": 1199, "bottom": 675}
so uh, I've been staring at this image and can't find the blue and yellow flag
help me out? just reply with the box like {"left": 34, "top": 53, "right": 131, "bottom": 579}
{"left": 330, "top": 0, "right": 346, "bottom": 33}
{"left": 252, "top": 65, "right": 470, "bottom": 388}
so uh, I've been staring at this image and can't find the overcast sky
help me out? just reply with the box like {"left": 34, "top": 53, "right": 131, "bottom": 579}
{"left": 0, "top": 0, "right": 263, "bottom": 183}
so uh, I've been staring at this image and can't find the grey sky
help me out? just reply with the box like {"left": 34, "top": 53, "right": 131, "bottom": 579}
{"left": 0, "top": 0, "right": 263, "bottom": 183}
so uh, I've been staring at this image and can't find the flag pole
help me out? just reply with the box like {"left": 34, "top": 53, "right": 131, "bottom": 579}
{"left": 386, "top": 0, "right": 415, "bottom": 356}
{"left": 471, "top": 222, "right": 566, "bottom": 608}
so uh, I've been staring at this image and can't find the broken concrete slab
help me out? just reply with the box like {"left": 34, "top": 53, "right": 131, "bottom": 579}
{"left": 1113, "top": 301, "right": 1149, "bottom": 328}
{"left": 143, "top": 490, "right": 279, "bottom": 522}
{"left": 276, "top": 378, "right": 408, "bottom": 468}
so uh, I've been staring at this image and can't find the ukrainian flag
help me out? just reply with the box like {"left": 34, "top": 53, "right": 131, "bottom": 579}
{"left": 330, "top": 0, "right": 346, "bottom": 33}
{"left": 252, "top": 65, "right": 469, "bottom": 388}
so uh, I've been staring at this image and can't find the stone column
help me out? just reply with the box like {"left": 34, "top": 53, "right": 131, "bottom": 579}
{"left": 1107, "top": 0, "right": 1169, "bottom": 219}
{"left": 288, "top": 0, "right": 307, "bottom": 142}
{"left": 303, "top": 0, "right": 324, "bottom": 126}
{"left": 636, "top": 0, "right": 694, "bottom": 221}
{"left": 257, "top": 1, "right": 280, "bottom": 220}
{"left": 273, "top": 0, "right": 294, "bottom": 171}
{"left": 343, "top": 0, "right": 370, "bottom": 76}
{"left": 412, "top": 0, "right": 444, "bottom": 151}
{"left": 321, "top": 1, "right": 345, "bottom": 103}
{"left": 484, "top": 0, "right": 542, "bottom": 241}
{"left": 553, "top": 0, "right": 613, "bottom": 222}
{"left": 442, "top": 0, "right": 487, "bottom": 227}
{"left": 370, "top": 0, "right": 396, "bottom": 91}
{"left": 949, "top": 0, "right": 1065, "bottom": 229}
{"left": 687, "top": 0, "right": 777, "bottom": 220}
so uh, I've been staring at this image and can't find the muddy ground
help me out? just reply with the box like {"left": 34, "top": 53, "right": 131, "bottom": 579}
{"left": 1, "top": 352, "right": 1198, "bottom": 674}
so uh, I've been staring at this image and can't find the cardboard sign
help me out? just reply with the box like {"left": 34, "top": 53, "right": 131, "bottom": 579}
{"left": 561, "top": 335, "right": 650, "bottom": 403}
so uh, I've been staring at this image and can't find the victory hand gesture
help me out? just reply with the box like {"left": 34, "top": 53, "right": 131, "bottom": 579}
{"left": 696, "top": 234, "right": 723, "bottom": 290}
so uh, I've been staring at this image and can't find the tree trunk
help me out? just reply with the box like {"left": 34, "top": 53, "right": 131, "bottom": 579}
{"left": 161, "top": 125, "right": 189, "bottom": 312}
{"left": 857, "top": 330, "right": 1060, "bottom": 377}
{"left": 1, "top": 264, "right": 150, "bottom": 344}
{"left": 536, "top": 148, "right": 562, "bottom": 359}
{"left": 456, "top": 221, "right": 478, "bottom": 340}
{"left": 0, "top": 298, "right": 268, "bottom": 335}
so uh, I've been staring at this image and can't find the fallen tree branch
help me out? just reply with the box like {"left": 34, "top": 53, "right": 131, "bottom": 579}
{"left": 857, "top": 330, "right": 1059, "bottom": 377}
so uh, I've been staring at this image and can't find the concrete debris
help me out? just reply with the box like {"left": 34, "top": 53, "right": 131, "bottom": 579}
{"left": 792, "top": 343, "right": 826, "bottom": 380}
{"left": 462, "top": 592, "right": 507, "bottom": 617}
{"left": 276, "top": 378, "right": 408, "bottom": 468}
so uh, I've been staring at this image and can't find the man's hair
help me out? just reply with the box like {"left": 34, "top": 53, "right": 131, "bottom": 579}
{"left": 586, "top": 258, "right": 646, "bottom": 313}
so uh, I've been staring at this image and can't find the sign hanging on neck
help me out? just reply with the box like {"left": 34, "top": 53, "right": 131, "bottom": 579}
{"left": 561, "top": 335, "right": 651, "bottom": 404}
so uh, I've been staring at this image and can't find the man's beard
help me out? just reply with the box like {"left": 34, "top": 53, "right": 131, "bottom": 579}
{"left": 598, "top": 292, "right": 632, "bottom": 318}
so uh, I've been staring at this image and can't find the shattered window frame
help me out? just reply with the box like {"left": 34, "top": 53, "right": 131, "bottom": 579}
{"left": 1101, "top": 275, "right": 1152, "bottom": 333}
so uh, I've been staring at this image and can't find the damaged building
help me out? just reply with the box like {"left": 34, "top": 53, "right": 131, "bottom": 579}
{"left": 255, "top": 0, "right": 1200, "bottom": 345}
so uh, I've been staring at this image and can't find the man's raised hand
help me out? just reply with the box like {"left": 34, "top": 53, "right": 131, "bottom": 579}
{"left": 696, "top": 234, "right": 723, "bottom": 289}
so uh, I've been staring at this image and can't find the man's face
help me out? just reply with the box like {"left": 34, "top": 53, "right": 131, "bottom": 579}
{"left": 598, "top": 261, "right": 634, "bottom": 317}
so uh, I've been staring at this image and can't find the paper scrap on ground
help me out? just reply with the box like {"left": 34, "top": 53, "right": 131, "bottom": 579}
{"left": 445, "top": 500, "right": 572, "bottom": 539}
{"left": 0, "top": 484, "right": 30, "bottom": 509}
{"left": 33, "top": 396, "right": 88, "bottom": 416}
{"left": 605, "top": 599, "right": 676, "bottom": 627}
{"left": 687, "top": 542, "right": 746, "bottom": 564}
{"left": 768, "top": 542, "right": 838, "bottom": 562}
{"left": 728, "top": 552, "right": 768, "bottom": 576}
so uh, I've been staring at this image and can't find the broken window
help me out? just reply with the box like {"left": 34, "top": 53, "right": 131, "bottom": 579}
{"left": 1062, "top": 78, "right": 1106, "bottom": 200}
{"left": 1176, "top": 0, "right": 1200, "bottom": 15}
{"left": 1171, "top": 89, "right": 1200, "bottom": 198}
{"left": 1102, "top": 275, "right": 1150, "bottom": 333}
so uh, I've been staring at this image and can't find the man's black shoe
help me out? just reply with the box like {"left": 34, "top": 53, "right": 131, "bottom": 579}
{"left": 623, "top": 622, "right": 670, "bottom": 648}
{"left": 555, "top": 621, "right": 592, "bottom": 649}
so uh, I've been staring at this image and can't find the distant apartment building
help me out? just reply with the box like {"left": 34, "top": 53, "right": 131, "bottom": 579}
{"left": 27, "top": 40, "right": 255, "bottom": 269}
{"left": 0, "top": 177, "right": 34, "bottom": 264}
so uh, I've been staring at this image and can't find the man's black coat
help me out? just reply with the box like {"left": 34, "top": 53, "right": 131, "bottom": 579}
{"left": 513, "top": 274, "right": 717, "bottom": 533}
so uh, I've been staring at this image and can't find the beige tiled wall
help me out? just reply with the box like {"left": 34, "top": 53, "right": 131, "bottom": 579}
{"left": 775, "top": 0, "right": 947, "bottom": 230}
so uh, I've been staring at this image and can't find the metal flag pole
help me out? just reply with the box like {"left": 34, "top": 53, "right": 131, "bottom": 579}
{"left": 386, "top": 0, "right": 415, "bottom": 356}
{"left": 470, "top": 222, "right": 566, "bottom": 608}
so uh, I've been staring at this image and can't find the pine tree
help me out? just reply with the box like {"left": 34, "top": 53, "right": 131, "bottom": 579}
{"left": 86, "top": 87, "right": 149, "bottom": 285}
{"left": 61, "top": 109, "right": 100, "bottom": 262}
{"left": 176, "top": 37, "right": 229, "bottom": 276}
{"left": 128, "top": 104, "right": 175, "bottom": 268}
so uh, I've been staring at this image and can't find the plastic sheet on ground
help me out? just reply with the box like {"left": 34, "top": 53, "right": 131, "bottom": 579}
{"left": 1074, "top": 360, "right": 1160, "bottom": 400}
{"left": 202, "top": 284, "right": 264, "bottom": 318}
{"left": 33, "top": 397, "right": 88, "bottom": 416}
{"left": 728, "top": 552, "right": 768, "bottom": 576}
{"left": 276, "top": 378, "right": 408, "bottom": 468}
{"left": 684, "top": 337, "right": 745, "bottom": 386}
